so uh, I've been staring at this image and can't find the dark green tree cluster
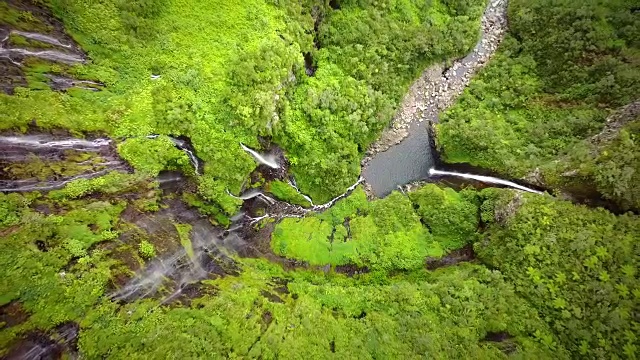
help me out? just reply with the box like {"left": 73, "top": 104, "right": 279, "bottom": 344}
{"left": 544, "top": 116, "right": 640, "bottom": 211}
{"left": 478, "top": 190, "right": 640, "bottom": 358}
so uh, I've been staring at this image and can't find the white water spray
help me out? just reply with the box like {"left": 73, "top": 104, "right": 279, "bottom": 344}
{"left": 429, "top": 168, "right": 543, "bottom": 194}
{"left": 227, "top": 189, "right": 276, "bottom": 205}
{"left": 11, "top": 31, "right": 73, "bottom": 49}
{"left": 288, "top": 178, "right": 314, "bottom": 206}
{"left": 313, "top": 177, "right": 364, "bottom": 210}
{"left": 0, "top": 48, "right": 84, "bottom": 64}
{"left": 240, "top": 143, "right": 279, "bottom": 169}
{"left": 0, "top": 135, "right": 111, "bottom": 149}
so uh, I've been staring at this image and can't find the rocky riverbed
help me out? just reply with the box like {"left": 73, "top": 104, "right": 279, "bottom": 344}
{"left": 364, "top": 0, "right": 509, "bottom": 158}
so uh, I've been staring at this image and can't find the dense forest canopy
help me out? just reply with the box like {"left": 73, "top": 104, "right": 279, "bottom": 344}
{"left": 0, "top": 0, "right": 638, "bottom": 358}
{"left": 436, "top": 0, "right": 640, "bottom": 210}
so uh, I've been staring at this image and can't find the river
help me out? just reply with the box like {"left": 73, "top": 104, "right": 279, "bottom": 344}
{"left": 362, "top": 0, "right": 509, "bottom": 196}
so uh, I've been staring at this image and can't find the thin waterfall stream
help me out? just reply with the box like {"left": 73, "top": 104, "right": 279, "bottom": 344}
{"left": 428, "top": 169, "right": 543, "bottom": 194}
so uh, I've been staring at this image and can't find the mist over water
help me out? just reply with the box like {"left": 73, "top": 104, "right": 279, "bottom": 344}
{"left": 240, "top": 143, "right": 280, "bottom": 169}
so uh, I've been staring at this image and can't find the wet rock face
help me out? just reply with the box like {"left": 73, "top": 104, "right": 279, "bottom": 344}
{"left": 425, "top": 244, "right": 476, "bottom": 270}
{"left": 0, "top": 0, "right": 100, "bottom": 94}
{"left": 0, "top": 301, "right": 30, "bottom": 329}
{"left": 0, "top": 134, "right": 128, "bottom": 193}
{"left": 2, "top": 321, "right": 80, "bottom": 360}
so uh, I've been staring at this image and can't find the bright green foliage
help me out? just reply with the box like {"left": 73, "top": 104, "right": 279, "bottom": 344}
{"left": 437, "top": 0, "right": 640, "bottom": 180}
{"left": 174, "top": 223, "right": 193, "bottom": 259}
{"left": 118, "top": 136, "right": 191, "bottom": 176}
{"left": 0, "top": 199, "right": 123, "bottom": 350}
{"left": 0, "top": 193, "right": 33, "bottom": 228}
{"left": 137, "top": 240, "right": 156, "bottom": 260}
{"left": 590, "top": 124, "right": 640, "bottom": 210}
{"left": 181, "top": 192, "right": 230, "bottom": 226}
{"left": 77, "top": 260, "right": 564, "bottom": 359}
{"left": 0, "top": 2, "right": 50, "bottom": 31}
{"left": 409, "top": 184, "right": 479, "bottom": 249}
{"left": 3, "top": 152, "right": 107, "bottom": 181}
{"left": 271, "top": 187, "right": 469, "bottom": 270}
{"left": 266, "top": 180, "right": 312, "bottom": 207}
{"left": 478, "top": 190, "right": 640, "bottom": 358}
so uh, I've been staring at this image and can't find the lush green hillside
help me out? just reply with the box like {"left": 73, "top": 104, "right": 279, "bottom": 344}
{"left": 478, "top": 190, "right": 640, "bottom": 358}
{"left": 1, "top": 0, "right": 486, "bottom": 209}
{"left": 1, "top": 0, "right": 638, "bottom": 358}
{"left": 436, "top": 0, "right": 639, "bottom": 209}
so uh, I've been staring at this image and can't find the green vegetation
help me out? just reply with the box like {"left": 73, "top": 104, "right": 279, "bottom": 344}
{"left": 409, "top": 184, "right": 478, "bottom": 249}
{"left": 117, "top": 136, "right": 191, "bottom": 176}
{"left": 478, "top": 190, "right": 640, "bottom": 358}
{"left": 75, "top": 261, "right": 565, "bottom": 359}
{"left": 266, "top": 180, "right": 312, "bottom": 207}
{"left": 272, "top": 186, "right": 478, "bottom": 269}
{"left": 1, "top": 0, "right": 638, "bottom": 358}
{"left": 47, "top": 171, "right": 149, "bottom": 201}
{"left": 174, "top": 222, "right": 194, "bottom": 259}
{"left": 543, "top": 117, "right": 640, "bottom": 211}
{"left": 0, "top": 195, "right": 122, "bottom": 349}
{"left": 2, "top": 152, "right": 107, "bottom": 181}
{"left": 1, "top": 0, "right": 488, "bottom": 207}
{"left": 137, "top": 240, "right": 156, "bottom": 260}
{"left": 436, "top": 0, "right": 640, "bottom": 208}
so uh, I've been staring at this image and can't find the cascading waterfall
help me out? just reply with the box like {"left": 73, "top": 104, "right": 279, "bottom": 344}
{"left": 288, "top": 178, "right": 314, "bottom": 206}
{"left": 0, "top": 135, "right": 111, "bottom": 150}
{"left": 168, "top": 138, "right": 201, "bottom": 174}
{"left": 240, "top": 143, "right": 280, "bottom": 169}
{"left": 10, "top": 30, "right": 74, "bottom": 49}
{"left": 0, "top": 135, "right": 126, "bottom": 192}
{"left": 428, "top": 168, "right": 543, "bottom": 194}
{"left": 0, "top": 48, "right": 85, "bottom": 65}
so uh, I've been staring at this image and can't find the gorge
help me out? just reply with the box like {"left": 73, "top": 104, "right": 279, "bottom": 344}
{"left": 0, "top": 0, "right": 638, "bottom": 358}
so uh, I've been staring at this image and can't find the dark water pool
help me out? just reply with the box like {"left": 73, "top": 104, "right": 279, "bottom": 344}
{"left": 362, "top": 123, "right": 434, "bottom": 196}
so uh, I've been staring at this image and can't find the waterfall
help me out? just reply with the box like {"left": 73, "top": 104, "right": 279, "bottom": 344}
{"left": 428, "top": 168, "right": 543, "bottom": 194}
{"left": 227, "top": 189, "right": 276, "bottom": 204}
{"left": 0, "top": 135, "right": 111, "bottom": 150}
{"left": 11, "top": 30, "right": 73, "bottom": 49}
{"left": 312, "top": 177, "right": 364, "bottom": 210}
{"left": 288, "top": 178, "right": 314, "bottom": 206}
{"left": 240, "top": 143, "right": 279, "bottom": 169}
{"left": 0, "top": 48, "right": 84, "bottom": 65}
{"left": 168, "top": 138, "right": 200, "bottom": 175}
